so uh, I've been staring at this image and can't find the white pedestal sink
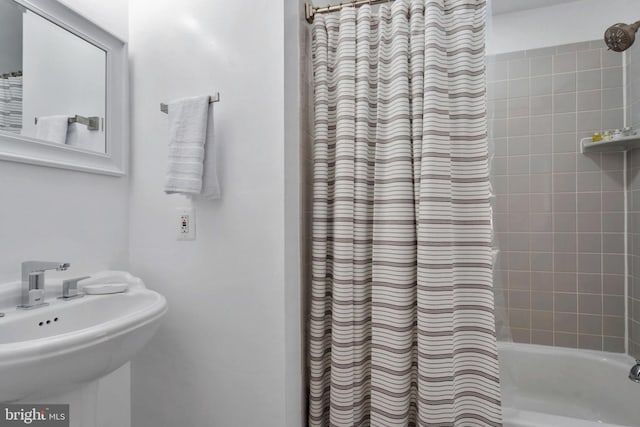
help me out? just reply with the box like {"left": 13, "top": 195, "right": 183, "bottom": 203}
{"left": 0, "top": 271, "right": 167, "bottom": 404}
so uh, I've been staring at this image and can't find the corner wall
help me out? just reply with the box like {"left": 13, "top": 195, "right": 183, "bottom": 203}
{"left": 489, "top": 41, "right": 627, "bottom": 351}
{"left": 487, "top": 0, "right": 640, "bottom": 352}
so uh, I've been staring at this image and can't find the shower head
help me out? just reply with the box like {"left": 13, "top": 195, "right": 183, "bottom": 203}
{"left": 605, "top": 21, "right": 640, "bottom": 52}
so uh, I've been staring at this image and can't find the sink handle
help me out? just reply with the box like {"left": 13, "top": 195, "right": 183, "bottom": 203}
{"left": 60, "top": 276, "right": 91, "bottom": 300}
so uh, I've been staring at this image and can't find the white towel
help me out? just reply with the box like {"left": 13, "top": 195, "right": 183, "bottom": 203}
{"left": 35, "top": 115, "right": 68, "bottom": 144}
{"left": 196, "top": 105, "right": 221, "bottom": 200}
{"left": 164, "top": 95, "right": 220, "bottom": 199}
{"left": 66, "top": 123, "right": 104, "bottom": 153}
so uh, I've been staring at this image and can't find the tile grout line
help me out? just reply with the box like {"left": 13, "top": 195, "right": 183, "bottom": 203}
{"left": 598, "top": 47, "right": 604, "bottom": 351}
{"left": 573, "top": 50, "right": 581, "bottom": 348}
{"left": 623, "top": 50, "right": 630, "bottom": 355}
{"left": 550, "top": 51, "right": 556, "bottom": 346}
{"left": 599, "top": 51, "right": 606, "bottom": 350}
{"left": 525, "top": 55, "right": 533, "bottom": 344}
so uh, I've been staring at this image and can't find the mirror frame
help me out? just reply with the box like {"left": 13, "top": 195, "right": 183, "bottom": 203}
{"left": 0, "top": 0, "right": 128, "bottom": 176}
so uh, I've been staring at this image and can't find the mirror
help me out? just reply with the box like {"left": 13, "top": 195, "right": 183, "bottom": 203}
{"left": 0, "top": 0, "right": 127, "bottom": 175}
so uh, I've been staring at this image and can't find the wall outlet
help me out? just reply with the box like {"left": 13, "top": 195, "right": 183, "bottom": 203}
{"left": 176, "top": 207, "right": 196, "bottom": 241}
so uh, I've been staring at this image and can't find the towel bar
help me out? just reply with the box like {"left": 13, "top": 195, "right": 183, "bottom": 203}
{"left": 160, "top": 93, "right": 220, "bottom": 114}
{"left": 34, "top": 115, "right": 100, "bottom": 131}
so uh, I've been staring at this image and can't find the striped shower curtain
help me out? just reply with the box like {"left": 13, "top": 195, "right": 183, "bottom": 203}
{"left": 0, "top": 74, "right": 23, "bottom": 134}
{"left": 308, "top": 1, "right": 502, "bottom": 426}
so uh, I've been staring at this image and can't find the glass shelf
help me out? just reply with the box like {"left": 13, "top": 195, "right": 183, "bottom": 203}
{"left": 580, "top": 134, "right": 640, "bottom": 153}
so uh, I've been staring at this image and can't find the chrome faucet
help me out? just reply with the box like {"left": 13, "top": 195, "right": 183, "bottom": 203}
{"left": 19, "top": 261, "right": 70, "bottom": 310}
{"left": 630, "top": 360, "right": 640, "bottom": 383}
{"left": 59, "top": 276, "right": 90, "bottom": 300}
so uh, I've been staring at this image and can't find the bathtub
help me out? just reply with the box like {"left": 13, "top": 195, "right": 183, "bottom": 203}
{"left": 498, "top": 342, "right": 640, "bottom": 427}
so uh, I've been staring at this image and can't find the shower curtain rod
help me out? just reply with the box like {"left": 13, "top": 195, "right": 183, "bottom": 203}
{"left": 305, "top": 0, "right": 395, "bottom": 23}
{"left": 0, "top": 71, "right": 22, "bottom": 79}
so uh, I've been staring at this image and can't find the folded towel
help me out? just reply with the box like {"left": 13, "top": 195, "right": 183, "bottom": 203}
{"left": 35, "top": 115, "right": 68, "bottom": 144}
{"left": 66, "top": 123, "right": 104, "bottom": 153}
{"left": 196, "top": 105, "right": 221, "bottom": 200}
{"left": 164, "top": 96, "right": 209, "bottom": 195}
{"left": 164, "top": 95, "right": 220, "bottom": 199}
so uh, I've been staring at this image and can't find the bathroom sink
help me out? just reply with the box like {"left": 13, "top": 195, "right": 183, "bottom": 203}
{"left": 0, "top": 271, "right": 167, "bottom": 402}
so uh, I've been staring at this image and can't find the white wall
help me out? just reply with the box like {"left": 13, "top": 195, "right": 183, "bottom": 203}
{"left": 21, "top": 10, "right": 106, "bottom": 152}
{"left": 16, "top": 365, "right": 130, "bottom": 427}
{"left": 299, "top": 0, "right": 315, "bottom": 422}
{"left": 284, "top": 0, "right": 305, "bottom": 424}
{"left": 0, "top": 0, "right": 129, "bottom": 286}
{"left": 128, "top": 0, "right": 302, "bottom": 426}
{"left": 487, "top": 0, "right": 640, "bottom": 54}
{"left": 57, "top": 0, "right": 128, "bottom": 42}
{"left": 0, "top": 0, "right": 22, "bottom": 74}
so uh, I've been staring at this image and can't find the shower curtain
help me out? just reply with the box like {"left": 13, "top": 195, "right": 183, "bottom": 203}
{"left": 308, "top": 1, "right": 502, "bottom": 426}
{"left": 0, "top": 73, "right": 23, "bottom": 134}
